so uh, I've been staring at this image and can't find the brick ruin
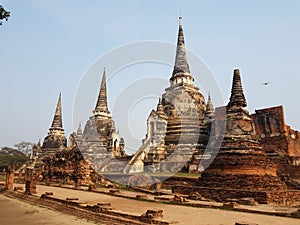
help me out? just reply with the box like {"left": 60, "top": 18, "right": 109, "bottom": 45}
{"left": 26, "top": 16, "right": 300, "bottom": 205}
{"left": 173, "top": 69, "right": 300, "bottom": 205}
{"left": 196, "top": 69, "right": 286, "bottom": 190}
{"left": 252, "top": 106, "right": 300, "bottom": 183}
{"left": 252, "top": 105, "right": 300, "bottom": 158}
{"left": 5, "top": 165, "right": 14, "bottom": 190}
{"left": 29, "top": 70, "right": 127, "bottom": 186}
{"left": 24, "top": 167, "right": 37, "bottom": 194}
{"left": 187, "top": 70, "right": 282, "bottom": 201}
{"left": 41, "top": 93, "right": 67, "bottom": 158}
{"left": 70, "top": 69, "right": 126, "bottom": 173}
{"left": 124, "top": 16, "right": 300, "bottom": 181}
{"left": 124, "top": 16, "right": 210, "bottom": 173}
{"left": 123, "top": 17, "right": 300, "bottom": 205}
{"left": 42, "top": 145, "right": 109, "bottom": 187}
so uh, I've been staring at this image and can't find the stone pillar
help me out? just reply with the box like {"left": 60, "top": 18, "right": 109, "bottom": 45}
{"left": 24, "top": 168, "right": 37, "bottom": 194}
{"left": 17, "top": 169, "right": 24, "bottom": 183}
{"left": 5, "top": 166, "right": 14, "bottom": 190}
{"left": 18, "top": 170, "right": 23, "bottom": 179}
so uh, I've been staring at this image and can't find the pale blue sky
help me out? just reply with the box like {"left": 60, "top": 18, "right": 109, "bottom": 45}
{"left": 1, "top": 1, "right": 300, "bottom": 152}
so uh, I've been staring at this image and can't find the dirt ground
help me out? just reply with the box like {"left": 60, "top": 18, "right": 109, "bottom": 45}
{"left": 0, "top": 194, "right": 98, "bottom": 225}
{"left": 6, "top": 184, "right": 300, "bottom": 225}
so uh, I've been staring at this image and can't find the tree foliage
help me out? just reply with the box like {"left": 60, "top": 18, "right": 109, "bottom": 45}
{"left": 0, "top": 147, "right": 29, "bottom": 171}
{"left": 14, "top": 141, "right": 34, "bottom": 157}
{"left": 0, "top": 5, "right": 10, "bottom": 25}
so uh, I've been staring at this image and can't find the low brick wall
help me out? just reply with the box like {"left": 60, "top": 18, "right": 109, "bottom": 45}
{"left": 265, "top": 190, "right": 300, "bottom": 205}
{"left": 172, "top": 185, "right": 300, "bottom": 206}
{"left": 102, "top": 174, "right": 198, "bottom": 187}
{"left": 4, "top": 191, "right": 172, "bottom": 225}
{"left": 270, "top": 156, "right": 300, "bottom": 180}
{"left": 197, "top": 172, "right": 286, "bottom": 191}
{"left": 161, "top": 176, "right": 198, "bottom": 187}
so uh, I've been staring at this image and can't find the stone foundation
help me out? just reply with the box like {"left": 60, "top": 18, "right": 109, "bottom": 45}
{"left": 172, "top": 185, "right": 300, "bottom": 205}
{"left": 5, "top": 191, "right": 171, "bottom": 225}
{"left": 197, "top": 172, "right": 286, "bottom": 191}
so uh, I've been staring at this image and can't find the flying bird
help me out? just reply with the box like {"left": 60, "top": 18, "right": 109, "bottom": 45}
{"left": 262, "top": 82, "right": 270, "bottom": 86}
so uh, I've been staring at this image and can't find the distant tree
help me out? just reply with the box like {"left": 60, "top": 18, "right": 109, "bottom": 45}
{"left": 14, "top": 141, "right": 34, "bottom": 157}
{"left": 0, "top": 5, "right": 10, "bottom": 25}
{"left": 0, "top": 147, "right": 29, "bottom": 171}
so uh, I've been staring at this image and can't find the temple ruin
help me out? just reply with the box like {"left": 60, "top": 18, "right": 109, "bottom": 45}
{"left": 41, "top": 93, "right": 67, "bottom": 158}
{"left": 25, "top": 16, "right": 300, "bottom": 205}
{"left": 31, "top": 68, "right": 127, "bottom": 185}
{"left": 125, "top": 16, "right": 210, "bottom": 173}
{"left": 124, "top": 17, "right": 300, "bottom": 182}
{"left": 71, "top": 68, "right": 126, "bottom": 173}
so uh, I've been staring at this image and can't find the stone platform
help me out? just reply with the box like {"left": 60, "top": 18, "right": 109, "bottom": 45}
{"left": 173, "top": 185, "right": 300, "bottom": 205}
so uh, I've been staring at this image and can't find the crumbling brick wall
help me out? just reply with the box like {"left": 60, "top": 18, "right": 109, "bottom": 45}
{"left": 43, "top": 146, "right": 96, "bottom": 186}
{"left": 252, "top": 106, "right": 300, "bottom": 157}
{"left": 172, "top": 185, "right": 300, "bottom": 205}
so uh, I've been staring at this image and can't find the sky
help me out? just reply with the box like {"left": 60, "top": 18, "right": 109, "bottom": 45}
{"left": 1, "top": 1, "right": 300, "bottom": 153}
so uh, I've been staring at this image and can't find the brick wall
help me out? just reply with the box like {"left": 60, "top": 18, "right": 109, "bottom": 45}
{"left": 5, "top": 191, "right": 170, "bottom": 225}
{"left": 269, "top": 155, "right": 300, "bottom": 179}
{"left": 172, "top": 185, "right": 300, "bottom": 206}
{"left": 197, "top": 172, "right": 286, "bottom": 191}
{"left": 252, "top": 106, "right": 300, "bottom": 157}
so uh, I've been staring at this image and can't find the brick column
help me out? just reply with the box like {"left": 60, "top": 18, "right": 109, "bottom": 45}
{"left": 24, "top": 167, "right": 37, "bottom": 194}
{"left": 5, "top": 166, "right": 14, "bottom": 190}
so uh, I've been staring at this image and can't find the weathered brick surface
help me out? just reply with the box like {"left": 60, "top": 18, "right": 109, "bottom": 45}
{"left": 202, "top": 152, "right": 277, "bottom": 176}
{"left": 193, "top": 74, "right": 293, "bottom": 203}
{"left": 269, "top": 155, "right": 300, "bottom": 180}
{"left": 252, "top": 106, "right": 300, "bottom": 157}
{"left": 4, "top": 166, "right": 14, "bottom": 190}
{"left": 24, "top": 168, "right": 37, "bottom": 194}
{"left": 197, "top": 173, "right": 286, "bottom": 191}
{"left": 173, "top": 185, "right": 300, "bottom": 205}
{"left": 7, "top": 191, "right": 171, "bottom": 225}
{"left": 43, "top": 146, "right": 107, "bottom": 187}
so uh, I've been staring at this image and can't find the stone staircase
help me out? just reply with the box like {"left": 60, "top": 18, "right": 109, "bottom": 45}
{"left": 123, "top": 139, "right": 151, "bottom": 173}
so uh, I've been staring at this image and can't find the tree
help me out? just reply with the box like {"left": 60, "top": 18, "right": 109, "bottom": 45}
{"left": 14, "top": 141, "right": 34, "bottom": 157}
{"left": 0, "top": 147, "right": 29, "bottom": 171}
{"left": 0, "top": 5, "right": 10, "bottom": 25}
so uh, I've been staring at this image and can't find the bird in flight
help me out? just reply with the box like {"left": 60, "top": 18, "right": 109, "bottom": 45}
{"left": 262, "top": 82, "right": 270, "bottom": 85}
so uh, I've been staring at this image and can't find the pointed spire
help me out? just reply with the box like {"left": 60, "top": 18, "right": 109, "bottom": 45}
{"left": 37, "top": 139, "right": 41, "bottom": 147}
{"left": 206, "top": 92, "right": 214, "bottom": 113}
{"left": 156, "top": 97, "right": 167, "bottom": 119}
{"left": 171, "top": 16, "right": 191, "bottom": 80}
{"left": 49, "top": 93, "right": 64, "bottom": 135}
{"left": 204, "top": 92, "right": 215, "bottom": 123}
{"left": 228, "top": 69, "right": 247, "bottom": 108}
{"left": 157, "top": 97, "right": 163, "bottom": 112}
{"left": 77, "top": 122, "right": 83, "bottom": 135}
{"left": 94, "top": 68, "right": 110, "bottom": 117}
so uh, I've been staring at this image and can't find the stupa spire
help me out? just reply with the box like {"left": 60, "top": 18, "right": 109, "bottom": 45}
{"left": 170, "top": 16, "right": 192, "bottom": 84}
{"left": 77, "top": 122, "right": 83, "bottom": 135}
{"left": 49, "top": 93, "right": 64, "bottom": 135}
{"left": 157, "top": 97, "right": 163, "bottom": 113}
{"left": 206, "top": 92, "right": 214, "bottom": 113}
{"left": 227, "top": 69, "right": 247, "bottom": 108}
{"left": 204, "top": 92, "right": 215, "bottom": 124}
{"left": 94, "top": 68, "right": 110, "bottom": 117}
